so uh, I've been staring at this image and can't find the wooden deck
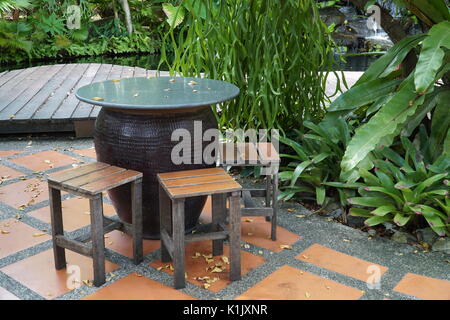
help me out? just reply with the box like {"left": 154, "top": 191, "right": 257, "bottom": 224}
{"left": 0, "top": 63, "right": 362, "bottom": 137}
{"left": 0, "top": 64, "right": 168, "bottom": 136}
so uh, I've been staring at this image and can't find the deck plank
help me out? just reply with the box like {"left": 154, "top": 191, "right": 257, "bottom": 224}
{"left": 0, "top": 65, "right": 63, "bottom": 120}
{"left": 72, "top": 63, "right": 113, "bottom": 119}
{"left": 33, "top": 64, "right": 90, "bottom": 119}
{"left": 0, "top": 67, "right": 41, "bottom": 113}
{"left": 121, "top": 66, "right": 135, "bottom": 78}
{"left": 133, "top": 67, "right": 147, "bottom": 77}
{"left": 0, "top": 68, "right": 27, "bottom": 87}
{"left": 52, "top": 63, "right": 101, "bottom": 120}
{"left": 13, "top": 64, "right": 77, "bottom": 120}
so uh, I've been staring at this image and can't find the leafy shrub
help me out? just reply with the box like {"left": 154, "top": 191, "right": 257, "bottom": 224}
{"left": 278, "top": 118, "right": 367, "bottom": 207}
{"left": 348, "top": 136, "right": 449, "bottom": 236}
{"left": 159, "top": 0, "right": 340, "bottom": 131}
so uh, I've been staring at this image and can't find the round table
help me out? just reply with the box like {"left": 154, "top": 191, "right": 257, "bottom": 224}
{"left": 76, "top": 76, "right": 239, "bottom": 239}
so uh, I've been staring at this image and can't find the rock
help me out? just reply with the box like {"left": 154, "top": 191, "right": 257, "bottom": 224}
{"left": 319, "top": 7, "right": 346, "bottom": 26}
{"left": 365, "top": 37, "right": 394, "bottom": 51}
{"left": 432, "top": 238, "right": 450, "bottom": 254}
{"left": 416, "top": 228, "right": 439, "bottom": 245}
{"left": 347, "top": 215, "right": 366, "bottom": 228}
{"left": 391, "top": 231, "right": 416, "bottom": 244}
{"left": 368, "top": 229, "right": 377, "bottom": 236}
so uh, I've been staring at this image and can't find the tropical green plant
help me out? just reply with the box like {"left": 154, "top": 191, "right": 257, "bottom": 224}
{"left": 0, "top": 20, "right": 32, "bottom": 62}
{"left": 348, "top": 136, "right": 449, "bottom": 236}
{"left": 159, "top": 0, "right": 340, "bottom": 131}
{"left": 278, "top": 118, "right": 368, "bottom": 207}
{"left": 0, "top": 0, "right": 30, "bottom": 14}
{"left": 323, "top": 0, "right": 450, "bottom": 176}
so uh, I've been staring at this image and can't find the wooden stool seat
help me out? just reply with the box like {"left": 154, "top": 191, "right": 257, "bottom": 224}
{"left": 158, "top": 168, "right": 241, "bottom": 198}
{"left": 47, "top": 162, "right": 143, "bottom": 287}
{"left": 157, "top": 167, "right": 242, "bottom": 289}
{"left": 219, "top": 142, "right": 280, "bottom": 240}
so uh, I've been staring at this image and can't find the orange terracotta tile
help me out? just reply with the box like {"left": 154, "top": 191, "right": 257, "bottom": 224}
{"left": 83, "top": 273, "right": 196, "bottom": 300}
{"left": 394, "top": 273, "right": 450, "bottom": 300}
{"left": 73, "top": 148, "right": 96, "bottom": 159}
{"left": 0, "top": 165, "right": 24, "bottom": 181}
{"left": 0, "top": 178, "right": 48, "bottom": 208}
{"left": 1, "top": 249, "right": 118, "bottom": 299}
{"left": 29, "top": 197, "right": 116, "bottom": 232}
{"left": 296, "top": 244, "right": 388, "bottom": 282}
{"left": 105, "top": 230, "right": 159, "bottom": 258}
{"left": 236, "top": 265, "right": 364, "bottom": 300}
{"left": 0, "top": 218, "right": 51, "bottom": 258}
{"left": 0, "top": 150, "right": 23, "bottom": 159}
{"left": 150, "top": 241, "right": 265, "bottom": 292}
{"left": 0, "top": 287, "right": 20, "bottom": 300}
{"left": 241, "top": 217, "right": 301, "bottom": 252}
{"left": 10, "top": 150, "right": 78, "bottom": 171}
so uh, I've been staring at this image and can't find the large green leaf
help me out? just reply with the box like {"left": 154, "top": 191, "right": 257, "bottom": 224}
{"left": 372, "top": 205, "right": 397, "bottom": 217}
{"left": 348, "top": 196, "right": 395, "bottom": 207}
{"left": 364, "top": 215, "right": 393, "bottom": 227}
{"left": 394, "top": 212, "right": 412, "bottom": 226}
{"left": 162, "top": 3, "right": 185, "bottom": 28}
{"left": 444, "top": 127, "right": 450, "bottom": 155}
{"left": 357, "top": 34, "right": 426, "bottom": 84}
{"left": 349, "top": 208, "right": 372, "bottom": 218}
{"left": 327, "top": 78, "right": 401, "bottom": 113}
{"left": 341, "top": 76, "right": 422, "bottom": 172}
{"left": 405, "top": 0, "right": 450, "bottom": 25}
{"left": 430, "top": 91, "right": 450, "bottom": 158}
{"left": 415, "top": 21, "right": 450, "bottom": 92}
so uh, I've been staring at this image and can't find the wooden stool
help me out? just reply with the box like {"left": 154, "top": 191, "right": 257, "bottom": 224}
{"left": 47, "top": 162, "right": 143, "bottom": 287}
{"left": 220, "top": 142, "right": 280, "bottom": 240}
{"left": 157, "top": 168, "right": 242, "bottom": 289}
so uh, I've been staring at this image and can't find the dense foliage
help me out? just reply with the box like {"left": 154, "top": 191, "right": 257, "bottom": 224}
{"left": 0, "top": 0, "right": 170, "bottom": 64}
{"left": 280, "top": 0, "right": 450, "bottom": 236}
{"left": 159, "top": 0, "right": 340, "bottom": 131}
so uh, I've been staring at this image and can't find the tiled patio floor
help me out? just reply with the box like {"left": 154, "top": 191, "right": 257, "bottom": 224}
{"left": 0, "top": 137, "right": 449, "bottom": 300}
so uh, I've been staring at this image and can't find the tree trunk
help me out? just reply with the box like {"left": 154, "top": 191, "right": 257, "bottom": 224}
{"left": 12, "top": 9, "right": 20, "bottom": 21}
{"left": 120, "top": 0, "right": 133, "bottom": 34}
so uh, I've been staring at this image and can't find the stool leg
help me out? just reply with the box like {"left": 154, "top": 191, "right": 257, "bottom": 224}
{"left": 271, "top": 173, "right": 278, "bottom": 241}
{"left": 265, "top": 174, "right": 272, "bottom": 222}
{"left": 131, "top": 179, "right": 143, "bottom": 265}
{"left": 212, "top": 193, "right": 226, "bottom": 256}
{"left": 172, "top": 198, "right": 185, "bottom": 289}
{"left": 90, "top": 195, "right": 105, "bottom": 287}
{"left": 229, "top": 191, "right": 241, "bottom": 281}
{"left": 159, "top": 185, "right": 172, "bottom": 263}
{"left": 48, "top": 186, "right": 66, "bottom": 270}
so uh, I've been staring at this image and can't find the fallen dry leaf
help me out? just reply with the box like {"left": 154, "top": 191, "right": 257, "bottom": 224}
{"left": 221, "top": 256, "right": 229, "bottom": 265}
{"left": 91, "top": 97, "right": 104, "bottom": 101}
{"left": 0, "top": 230, "right": 10, "bottom": 234}
{"left": 32, "top": 232, "right": 47, "bottom": 237}
{"left": 280, "top": 245, "right": 293, "bottom": 250}
{"left": 305, "top": 292, "right": 311, "bottom": 298}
